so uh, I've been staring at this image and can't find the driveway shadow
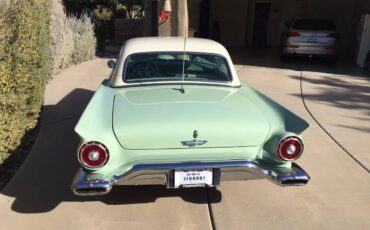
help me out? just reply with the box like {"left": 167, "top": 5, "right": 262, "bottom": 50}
{"left": 1, "top": 88, "right": 221, "bottom": 213}
{"left": 289, "top": 75, "right": 370, "bottom": 117}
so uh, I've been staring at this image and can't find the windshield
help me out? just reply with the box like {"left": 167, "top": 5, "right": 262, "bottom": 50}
{"left": 124, "top": 52, "right": 232, "bottom": 83}
{"left": 293, "top": 19, "right": 336, "bottom": 31}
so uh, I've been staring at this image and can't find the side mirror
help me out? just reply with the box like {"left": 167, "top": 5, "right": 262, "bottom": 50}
{"left": 107, "top": 60, "right": 116, "bottom": 69}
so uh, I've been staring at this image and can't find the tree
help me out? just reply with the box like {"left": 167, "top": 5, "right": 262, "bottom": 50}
{"left": 63, "top": 0, "right": 144, "bottom": 19}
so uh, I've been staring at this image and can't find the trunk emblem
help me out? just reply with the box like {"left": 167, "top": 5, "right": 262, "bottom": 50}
{"left": 182, "top": 130, "right": 207, "bottom": 147}
{"left": 193, "top": 130, "right": 198, "bottom": 139}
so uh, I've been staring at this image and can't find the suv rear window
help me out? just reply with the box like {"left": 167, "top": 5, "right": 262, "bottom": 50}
{"left": 293, "top": 19, "right": 336, "bottom": 31}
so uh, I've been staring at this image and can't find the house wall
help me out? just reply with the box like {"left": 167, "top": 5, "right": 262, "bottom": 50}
{"left": 365, "top": 0, "right": 370, "bottom": 12}
{"left": 188, "top": 0, "right": 201, "bottom": 34}
{"left": 147, "top": 0, "right": 369, "bottom": 54}
{"left": 245, "top": 0, "right": 285, "bottom": 47}
{"left": 242, "top": 0, "right": 366, "bottom": 53}
{"left": 303, "top": 0, "right": 358, "bottom": 53}
{"left": 209, "top": 0, "right": 249, "bottom": 46}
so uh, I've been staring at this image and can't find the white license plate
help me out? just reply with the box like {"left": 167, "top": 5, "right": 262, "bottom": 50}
{"left": 174, "top": 169, "right": 213, "bottom": 187}
{"left": 306, "top": 36, "right": 317, "bottom": 42}
{"left": 295, "top": 36, "right": 317, "bottom": 43}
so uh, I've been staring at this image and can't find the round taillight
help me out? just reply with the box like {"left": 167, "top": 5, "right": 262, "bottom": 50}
{"left": 78, "top": 141, "right": 109, "bottom": 168}
{"left": 277, "top": 137, "right": 304, "bottom": 161}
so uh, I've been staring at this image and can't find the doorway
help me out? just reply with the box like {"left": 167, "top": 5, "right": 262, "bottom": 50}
{"left": 198, "top": 0, "right": 210, "bottom": 38}
{"left": 252, "top": 2, "right": 271, "bottom": 46}
{"left": 150, "top": 1, "right": 158, "bottom": 36}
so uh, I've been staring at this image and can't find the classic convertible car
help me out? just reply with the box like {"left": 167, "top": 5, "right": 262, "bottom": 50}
{"left": 71, "top": 37, "right": 310, "bottom": 196}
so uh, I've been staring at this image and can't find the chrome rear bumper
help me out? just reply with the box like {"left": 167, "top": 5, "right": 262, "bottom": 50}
{"left": 283, "top": 46, "right": 338, "bottom": 57}
{"left": 71, "top": 161, "right": 310, "bottom": 196}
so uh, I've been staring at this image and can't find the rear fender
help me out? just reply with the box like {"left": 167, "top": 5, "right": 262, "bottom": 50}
{"left": 74, "top": 82, "right": 126, "bottom": 174}
{"left": 240, "top": 84, "right": 309, "bottom": 164}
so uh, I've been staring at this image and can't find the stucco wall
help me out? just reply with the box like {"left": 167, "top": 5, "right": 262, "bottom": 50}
{"left": 49, "top": 0, "right": 64, "bottom": 14}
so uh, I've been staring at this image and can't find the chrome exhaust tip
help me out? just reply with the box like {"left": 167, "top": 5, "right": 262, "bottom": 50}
{"left": 272, "top": 163, "right": 310, "bottom": 186}
{"left": 73, "top": 187, "right": 111, "bottom": 196}
{"left": 71, "top": 169, "right": 112, "bottom": 196}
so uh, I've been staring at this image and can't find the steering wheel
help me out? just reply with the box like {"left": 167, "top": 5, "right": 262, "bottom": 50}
{"left": 130, "top": 61, "right": 159, "bottom": 78}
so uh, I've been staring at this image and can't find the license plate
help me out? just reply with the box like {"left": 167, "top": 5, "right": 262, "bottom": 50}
{"left": 174, "top": 169, "right": 213, "bottom": 187}
{"left": 307, "top": 36, "right": 317, "bottom": 43}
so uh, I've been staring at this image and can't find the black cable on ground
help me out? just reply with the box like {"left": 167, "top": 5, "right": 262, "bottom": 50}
{"left": 205, "top": 187, "right": 217, "bottom": 230}
{"left": 299, "top": 71, "right": 370, "bottom": 174}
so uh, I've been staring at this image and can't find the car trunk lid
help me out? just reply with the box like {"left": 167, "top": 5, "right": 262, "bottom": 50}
{"left": 112, "top": 86, "right": 270, "bottom": 150}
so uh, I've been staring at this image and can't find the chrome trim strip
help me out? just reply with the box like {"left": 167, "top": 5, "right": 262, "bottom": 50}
{"left": 71, "top": 161, "right": 310, "bottom": 196}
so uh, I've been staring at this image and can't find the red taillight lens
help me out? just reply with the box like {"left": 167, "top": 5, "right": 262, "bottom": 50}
{"left": 78, "top": 141, "right": 109, "bottom": 168}
{"left": 287, "top": 31, "right": 300, "bottom": 37}
{"left": 277, "top": 137, "right": 304, "bottom": 161}
{"left": 327, "top": 33, "right": 340, "bottom": 39}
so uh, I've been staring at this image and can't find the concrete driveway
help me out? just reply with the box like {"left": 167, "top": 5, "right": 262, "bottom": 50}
{"left": 0, "top": 57, "right": 369, "bottom": 229}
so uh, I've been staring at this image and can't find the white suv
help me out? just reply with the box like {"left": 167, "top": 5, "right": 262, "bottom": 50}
{"left": 281, "top": 18, "right": 340, "bottom": 62}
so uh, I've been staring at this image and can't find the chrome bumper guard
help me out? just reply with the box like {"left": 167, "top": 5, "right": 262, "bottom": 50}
{"left": 71, "top": 161, "right": 310, "bottom": 196}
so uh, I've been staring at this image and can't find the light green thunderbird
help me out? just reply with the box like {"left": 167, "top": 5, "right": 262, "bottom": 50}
{"left": 71, "top": 37, "right": 310, "bottom": 196}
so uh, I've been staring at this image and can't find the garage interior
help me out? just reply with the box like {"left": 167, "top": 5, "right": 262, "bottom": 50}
{"left": 145, "top": 0, "right": 370, "bottom": 67}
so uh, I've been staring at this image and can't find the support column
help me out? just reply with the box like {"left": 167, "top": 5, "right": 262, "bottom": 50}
{"left": 177, "top": 0, "right": 189, "bottom": 36}
{"left": 157, "top": 0, "right": 189, "bottom": 37}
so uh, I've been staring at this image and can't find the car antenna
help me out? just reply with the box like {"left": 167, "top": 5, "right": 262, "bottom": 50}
{"left": 180, "top": 26, "right": 187, "bottom": 94}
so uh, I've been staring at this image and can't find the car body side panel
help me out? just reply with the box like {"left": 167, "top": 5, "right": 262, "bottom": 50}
{"left": 239, "top": 83, "right": 309, "bottom": 134}
{"left": 238, "top": 83, "right": 309, "bottom": 162}
{"left": 74, "top": 83, "right": 131, "bottom": 174}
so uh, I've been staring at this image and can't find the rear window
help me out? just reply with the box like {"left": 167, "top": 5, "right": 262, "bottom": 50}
{"left": 124, "top": 52, "right": 232, "bottom": 83}
{"left": 293, "top": 19, "right": 336, "bottom": 31}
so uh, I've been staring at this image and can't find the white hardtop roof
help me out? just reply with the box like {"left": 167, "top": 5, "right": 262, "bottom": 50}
{"left": 111, "top": 37, "right": 241, "bottom": 87}
{"left": 122, "top": 37, "right": 231, "bottom": 57}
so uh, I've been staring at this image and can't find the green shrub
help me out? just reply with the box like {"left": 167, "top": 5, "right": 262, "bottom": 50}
{"left": 0, "top": 0, "right": 50, "bottom": 163}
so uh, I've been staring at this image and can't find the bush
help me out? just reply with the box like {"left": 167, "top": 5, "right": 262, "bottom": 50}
{"left": 68, "top": 15, "right": 96, "bottom": 64}
{"left": 50, "top": 13, "right": 74, "bottom": 76}
{"left": 50, "top": 13, "right": 96, "bottom": 75}
{"left": 0, "top": 0, "right": 50, "bottom": 163}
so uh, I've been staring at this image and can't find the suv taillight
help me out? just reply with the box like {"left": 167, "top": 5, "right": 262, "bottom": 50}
{"left": 328, "top": 33, "right": 340, "bottom": 39}
{"left": 78, "top": 141, "right": 109, "bottom": 168}
{"left": 287, "top": 31, "right": 300, "bottom": 37}
{"left": 277, "top": 137, "right": 304, "bottom": 161}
